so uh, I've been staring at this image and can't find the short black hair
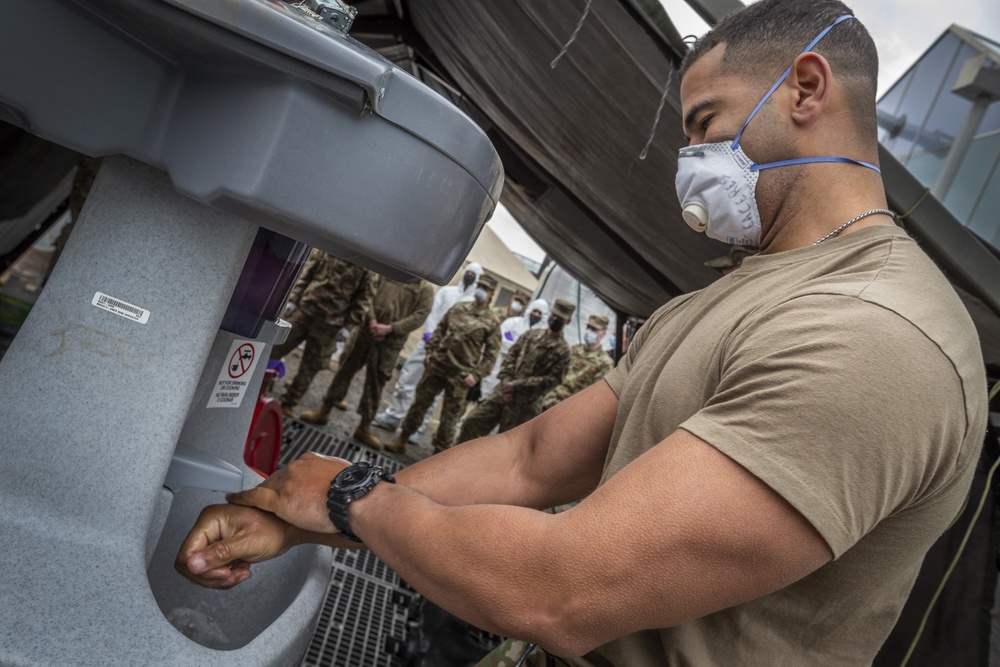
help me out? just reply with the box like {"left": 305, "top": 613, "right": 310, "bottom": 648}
{"left": 680, "top": 0, "right": 879, "bottom": 140}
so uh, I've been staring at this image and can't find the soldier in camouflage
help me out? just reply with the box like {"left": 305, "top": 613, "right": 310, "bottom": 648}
{"left": 541, "top": 314, "right": 614, "bottom": 411}
{"left": 385, "top": 274, "right": 501, "bottom": 455}
{"left": 270, "top": 249, "right": 373, "bottom": 417}
{"left": 298, "top": 275, "right": 434, "bottom": 447}
{"left": 491, "top": 290, "right": 530, "bottom": 323}
{"left": 458, "top": 299, "right": 574, "bottom": 442}
{"left": 474, "top": 638, "right": 546, "bottom": 667}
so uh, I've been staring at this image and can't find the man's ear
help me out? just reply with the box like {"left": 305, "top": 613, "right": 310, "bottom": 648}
{"left": 787, "top": 52, "right": 832, "bottom": 126}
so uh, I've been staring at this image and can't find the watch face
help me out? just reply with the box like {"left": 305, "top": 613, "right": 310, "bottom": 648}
{"left": 334, "top": 462, "right": 373, "bottom": 489}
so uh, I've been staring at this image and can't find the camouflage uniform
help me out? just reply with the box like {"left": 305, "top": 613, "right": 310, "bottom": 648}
{"left": 317, "top": 276, "right": 433, "bottom": 423}
{"left": 475, "top": 639, "right": 547, "bottom": 667}
{"left": 541, "top": 344, "right": 615, "bottom": 410}
{"left": 270, "top": 250, "right": 373, "bottom": 407}
{"left": 399, "top": 300, "right": 500, "bottom": 452}
{"left": 459, "top": 327, "right": 570, "bottom": 441}
{"left": 490, "top": 290, "right": 530, "bottom": 323}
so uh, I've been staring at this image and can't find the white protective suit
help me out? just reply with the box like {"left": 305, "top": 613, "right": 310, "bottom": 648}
{"left": 375, "top": 262, "right": 483, "bottom": 426}
{"left": 479, "top": 299, "right": 549, "bottom": 399}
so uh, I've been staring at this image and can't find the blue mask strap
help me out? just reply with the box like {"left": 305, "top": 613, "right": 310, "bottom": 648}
{"left": 752, "top": 156, "right": 881, "bottom": 174}
{"left": 731, "top": 14, "right": 855, "bottom": 150}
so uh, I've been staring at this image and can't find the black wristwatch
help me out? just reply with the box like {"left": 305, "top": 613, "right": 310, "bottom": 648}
{"left": 326, "top": 461, "right": 396, "bottom": 542}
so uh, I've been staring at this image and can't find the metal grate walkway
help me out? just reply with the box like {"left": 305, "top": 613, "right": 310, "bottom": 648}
{"left": 302, "top": 568, "right": 412, "bottom": 667}
{"left": 279, "top": 419, "right": 402, "bottom": 471}
{"left": 281, "top": 420, "right": 411, "bottom": 667}
{"left": 282, "top": 419, "right": 502, "bottom": 667}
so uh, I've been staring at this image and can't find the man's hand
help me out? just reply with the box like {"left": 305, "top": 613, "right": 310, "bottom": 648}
{"left": 460, "top": 373, "right": 478, "bottom": 389}
{"left": 174, "top": 504, "right": 300, "bottom": 589}
{"left": 501, "top": 381, "right": 514, "bottom": 404}
{"left": 227, "top": 452, "right": 351, "bottom": 534}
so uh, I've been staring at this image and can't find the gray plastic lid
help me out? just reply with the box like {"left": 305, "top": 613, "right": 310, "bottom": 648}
{"left": 0, "top": 0, "right": 504, "bottom": 284}
{"left": 167, "top": 0, "right": 503, "bottom": 201}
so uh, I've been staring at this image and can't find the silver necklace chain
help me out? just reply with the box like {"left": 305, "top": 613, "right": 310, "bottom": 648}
{"left": 813, "top": 209, "right": 895, "bottom": 245}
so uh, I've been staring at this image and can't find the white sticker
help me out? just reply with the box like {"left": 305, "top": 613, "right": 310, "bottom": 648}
{"left": 92, "top": 292, "right": 150, "bottom": 324}
{"left": 207, "top": 340, "right": 265, "bottom": 409}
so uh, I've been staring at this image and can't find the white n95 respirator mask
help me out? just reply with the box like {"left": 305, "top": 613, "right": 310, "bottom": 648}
{"left": 675, "top": 142, "right": 761, "bottom": 246}
{"left": 674, "top": 14, "right": 881, "bottom": 248}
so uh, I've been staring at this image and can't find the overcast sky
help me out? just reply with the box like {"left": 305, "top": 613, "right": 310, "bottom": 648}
{"left": 488, "top": 0, "right": 1000, "bottom": 262}
{"left": 659, "top": 0, "right": 1000, "bottom": 95}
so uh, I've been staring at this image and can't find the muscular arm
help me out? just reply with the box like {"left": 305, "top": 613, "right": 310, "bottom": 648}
{"left": 350, "top": 425, "right": 831, "bottom": 656}
{"left": 395, "top": 379, "right": 616, "bottom": 509}
{"left": 178, "top": 382, "right": 616, "bottom": 585}
{"left": 183, "top": 379, "right": 830, "bottom": 656}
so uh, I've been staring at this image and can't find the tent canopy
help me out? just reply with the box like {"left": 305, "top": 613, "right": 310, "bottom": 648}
{"left": 350, "top": 0, "right": 1000, "bottom": 366}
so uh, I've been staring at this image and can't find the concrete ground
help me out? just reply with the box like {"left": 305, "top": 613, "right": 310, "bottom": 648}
{"left": 270, "top": 345, "right": 447, "bottom": 466}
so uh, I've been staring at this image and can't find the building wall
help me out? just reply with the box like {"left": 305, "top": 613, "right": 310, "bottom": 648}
{"left": 877, "top": 29, "right": 1000, "bottom": 249}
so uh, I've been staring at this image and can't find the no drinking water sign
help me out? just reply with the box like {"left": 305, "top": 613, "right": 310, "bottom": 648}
{"left": 207, "top": 339, "right": 265, "bottom": 408}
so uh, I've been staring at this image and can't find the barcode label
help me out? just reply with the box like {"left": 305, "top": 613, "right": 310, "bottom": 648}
{"left": 92, "top": 292, "right": 150, "bottom": 324}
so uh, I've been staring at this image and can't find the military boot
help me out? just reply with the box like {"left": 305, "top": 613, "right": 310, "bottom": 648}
{"left": 299, "top": 406, "right": 332, "bottom": 425}
{"left": 352, "top": 423, "right": 382, "bottom": 450}
{"left": 280, "top": 404, "right": 296, "bottom": 419}
{"left": 333, "top": 399, "right": 349, "bottom": 411}
{"left": 384, "top": 433, "right": 410, "bottom": 454}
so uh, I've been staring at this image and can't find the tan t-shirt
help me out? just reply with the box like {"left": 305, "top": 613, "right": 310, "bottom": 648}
{"left": 590, "top": 226, "right": 987, "bottom": 666}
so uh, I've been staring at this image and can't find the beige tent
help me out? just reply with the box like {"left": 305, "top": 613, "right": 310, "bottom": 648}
{"left": 468, "top": 222, "right": 538, "bottom": 306}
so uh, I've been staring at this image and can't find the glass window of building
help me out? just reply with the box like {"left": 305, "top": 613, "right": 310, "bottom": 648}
{"left": 877, "top": 26, "right": 1000, "bottom": 253}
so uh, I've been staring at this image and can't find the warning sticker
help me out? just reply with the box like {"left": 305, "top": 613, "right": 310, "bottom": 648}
{"left": 92, "top": 292, "right": 150, "bottom": 324}
{"left": 207, "top": 340, "right": 265, "bottom": 409}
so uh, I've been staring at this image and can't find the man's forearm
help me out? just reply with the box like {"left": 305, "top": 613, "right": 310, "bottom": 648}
{"left": 348, "top": 481, "right": 567, "bottom": 649}
{"left": 395, "top": 383, "right": 617, "bottom": 509}
{"left": 395, "top": 429, "right": 554, "bottom": 508}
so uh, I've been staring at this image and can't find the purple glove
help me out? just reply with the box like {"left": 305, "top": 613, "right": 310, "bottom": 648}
{"left": 504, "top": 331, "right": 515, "bottom": 342}
{"left": 422, "top": 332, "right": 433, "bottom": 342}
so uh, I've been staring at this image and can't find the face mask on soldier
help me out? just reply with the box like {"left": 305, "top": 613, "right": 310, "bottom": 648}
{"left": 548, "top": 317, "right": 565, "bottom": 333}
{"left": 529, "top": 312, "right": 542, "bottom": 326}
{"left": 474, "top": 288, "right": 489, "bottom": 304}
{"left": 674, "top": 15, "right": 879, "bottom": 247}
{"left": 462, "top": 272, "right": 476, "bottom": 288}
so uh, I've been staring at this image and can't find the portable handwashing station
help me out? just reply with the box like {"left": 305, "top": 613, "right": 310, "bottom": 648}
{"left": 0, "top": 1, "right": 502, "bottom": 664}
